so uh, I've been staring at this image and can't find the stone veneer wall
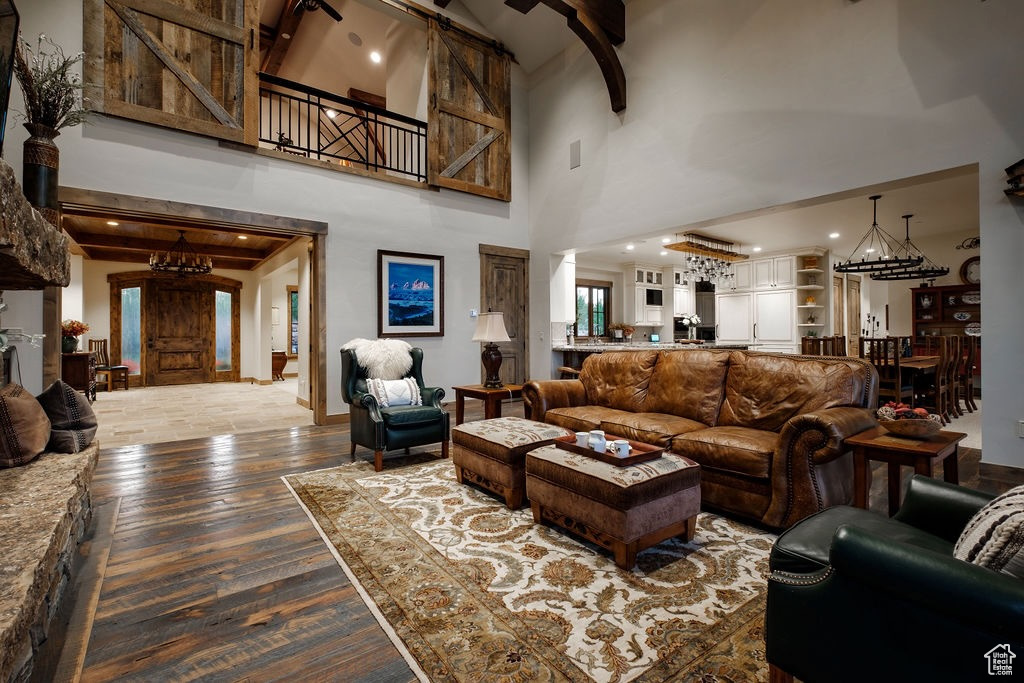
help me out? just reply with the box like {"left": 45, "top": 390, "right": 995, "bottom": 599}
{"left": 0, "top": 442, "right": 98, "bottom": 681}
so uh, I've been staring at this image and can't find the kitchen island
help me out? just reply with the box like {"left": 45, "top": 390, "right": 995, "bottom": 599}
{"left": 553, "top": 341, "right": 750, "bottom": 375}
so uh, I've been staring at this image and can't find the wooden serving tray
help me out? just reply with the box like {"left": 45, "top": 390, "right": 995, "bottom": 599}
{"left": 554, "top": 435, "right": 665, "bottom": 466}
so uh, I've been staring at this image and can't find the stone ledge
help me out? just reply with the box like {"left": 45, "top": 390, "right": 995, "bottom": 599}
{"left": 0, "top": 442, "right": 98, "bottom": 682}
{"left": 0, "top": 158, "right": 70, "bottom": 290}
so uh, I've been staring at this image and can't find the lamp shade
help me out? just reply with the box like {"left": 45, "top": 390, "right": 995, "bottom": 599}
{"left": 471, "top": 312, "right": 511, "bottom": 343}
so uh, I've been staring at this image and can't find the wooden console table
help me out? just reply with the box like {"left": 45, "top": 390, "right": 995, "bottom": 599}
{"left": 452, "top": 384, "right": 523, "bottom": 425}
{"left": 61, "top": 352, "right": 97, "bottom": 401}
{"left": 271, "top": 351, "right": 287, "bottom": 381}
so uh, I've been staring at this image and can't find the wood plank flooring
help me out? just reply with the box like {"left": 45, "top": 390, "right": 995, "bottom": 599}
{"left": 36, "top": 401, "right": 1019, "bottom": 682}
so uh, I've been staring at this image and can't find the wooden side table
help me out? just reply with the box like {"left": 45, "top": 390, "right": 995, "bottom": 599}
{"left": 61, "top": 352, "right": 97, "bottom": 402}
{"left": 845, "top": 425, "right": 966, "bottom": 516}
{"left": 452, "top": 384, "right": 523, "bottom": 425}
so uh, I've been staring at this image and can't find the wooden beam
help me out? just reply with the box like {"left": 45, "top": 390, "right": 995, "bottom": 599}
{"left": 540, "top": 0, "right": 624, "bottom": 45}
{"left": 564, "top": 7, "right": 626, "bottom": 112}
{"left": 261, "top": 0, "right": 304, "bottom": 75}
{"left": 69, "top": 233, "right": 271, "bottom": 261}
{"left": 504, "top": 0, "right": 541, "bottom": 12}
{"left": 347, "top": 88, "right": 386, "bottom": 109}
{"left": 433, "top": 0, "right": 452, "bottom": 7}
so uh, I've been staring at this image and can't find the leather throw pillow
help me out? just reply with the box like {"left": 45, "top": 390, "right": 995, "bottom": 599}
{"left": 0, "top": 383, "right": 51, "bottom": 467}
{"left": 35, "top": 380, "right": 99, "bottom": 453}
{"left": 954, "top": 484, "right": 1024, "bottom": 579}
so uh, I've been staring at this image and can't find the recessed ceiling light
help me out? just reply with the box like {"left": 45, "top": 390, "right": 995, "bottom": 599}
{"left": 625, "top": 244, "right": 635, "bottom": 251}
{"left": 281, "top": 33, "right": 291, "bottom": 40}
{"left": 660, "top": 250, "right": 668, "bottom": 256}
{"left": 348, "top": 32, "right": 363, "bottom": 47}
{"left": 866, "top": 248, "right": 876, "bottom": 253}
{"left": 237, "top": 235, "right": 248, "bottom": 240}
{"left": 829, "top": 232, "right": 840, "bottom": 239}
{"left": 370, "top": 51, "right": 382, "bottom": 64}
{"left": 661, "top": 237, "right": 671, "bottom": 244}
{"left": 752, "top": 246, "right": 762, "bottom": 252}
{"left": 106, "top": 220, "right": 118, "bottom": 226}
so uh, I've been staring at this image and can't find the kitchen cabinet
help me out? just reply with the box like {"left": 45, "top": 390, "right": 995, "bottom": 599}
{"left": 673, "top": 286, "right": 692, "bottom": 317}
{"left": 721, "top": 261, "right": 752, "bottom": 291}
{"left": 753, "top": 256, "right": 795, "bottom": 290}
{"left": 715, "top": 289, "right": 797, "bottom": 351}
{"left": 632, "top": 288, "right": 663, "bottom": 325}
{"left": 634, "top": 266, "right": 663, "bottom": 286}
{"left": 716, "top": 292, "right": 754, "bottom": 344}
{"left": 624, "top": 263, "right": 665, "bottom": 326}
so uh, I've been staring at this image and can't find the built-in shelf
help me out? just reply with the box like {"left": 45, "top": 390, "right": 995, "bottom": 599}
{"left": 796, "top": 268, "right": 825, "bottom": 274}
{"left": 796, "top": 284, "right": 825, "bottom": 291}
{"left": 796, "top": 304, "right": 823, "bottom": 309}
{"left": 797, "top": 323, "right": 825, "bottom": 327}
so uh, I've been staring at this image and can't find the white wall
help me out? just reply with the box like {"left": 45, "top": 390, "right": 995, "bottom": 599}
{"left": 526, "top": 0, "right": 1024, "bottom": 466}
{"left": 10, "top": 0, "right": 531, "bottom": 417}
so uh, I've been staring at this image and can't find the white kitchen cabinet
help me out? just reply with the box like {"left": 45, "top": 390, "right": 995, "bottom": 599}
{"left": 715, "top": 292, "right": 753, "bottom": 344}
{"left": 722, "top": 261, "right": 752, "bottom": 291}
{"left": 673, "top": 286, "right": 692, "bottom": 317}
{"left": 754, "top": 289, "right": 796, "bottom": 346}
{"left": 753, "top": 256, "right": 795, "bottom": 290}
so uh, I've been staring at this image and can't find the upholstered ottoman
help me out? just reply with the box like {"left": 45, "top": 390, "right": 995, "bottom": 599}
{"left": 525, "top": 444, "right": 701, "bottom": 570}
{"left": 451, "top": 417, "right": 575, "bottom": 509}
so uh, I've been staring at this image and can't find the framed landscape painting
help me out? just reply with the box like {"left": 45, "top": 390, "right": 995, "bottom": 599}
{"left": 378, "top": 250, "right": 444, "bottom": 337}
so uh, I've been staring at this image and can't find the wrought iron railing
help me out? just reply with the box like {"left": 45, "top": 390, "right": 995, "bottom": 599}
{"left": 258, "top": 73, "right": 427, "bottom": 183}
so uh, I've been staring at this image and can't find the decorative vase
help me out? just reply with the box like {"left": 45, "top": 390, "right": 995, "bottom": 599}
{"left": 62, "top": 336, "right": 78, "bottom": 353}
{"left": 611, "top": 329, "right": 623, "bottom": 340}
{"left": 688, "top": 327, "right": 696, "bottom": 341}
{"left": 22, "top": 123, "right": 61, "bottom": 226}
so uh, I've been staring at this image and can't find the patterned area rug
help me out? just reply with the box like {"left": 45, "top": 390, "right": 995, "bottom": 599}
{"left": 284, "top": 459, "right": 776, "bottom": 682}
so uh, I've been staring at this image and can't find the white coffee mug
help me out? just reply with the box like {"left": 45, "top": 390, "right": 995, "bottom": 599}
{"left": 575, "top": 431, "right": 589, "bottom": 448}
{"left": 613, "top": 439, "right": 630, "bottom": 457}
{"left": 588, "top": 429, "right": 606, "bottom": 452}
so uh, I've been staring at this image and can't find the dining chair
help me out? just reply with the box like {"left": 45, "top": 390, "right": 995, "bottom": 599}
{"left": 859, "top": 337, "right": 913, "bottom": 407}
{"left": 915, "top": 335, "right": 950, "bottom": 423}
{"left": 946, "top": 335, "right": 963, "bottom": 418}
{"left": 88, "top": 339, "right": 129, "bottom": 393}
{"left": 822, "top": 334, "right": 847, "bottom": 356}
{"left": 958, "top": 335, "right": 978, "bottom": 413}
{"left": 800, "top": 336, "right": 824, "bottom": 355}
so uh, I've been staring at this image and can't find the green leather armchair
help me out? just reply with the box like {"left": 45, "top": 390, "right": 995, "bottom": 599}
{"left": 341, "top": 347, "right": 449, "bottom": 472}
{"left": 766, "top": 475, "right": 1024, "bottom": 682}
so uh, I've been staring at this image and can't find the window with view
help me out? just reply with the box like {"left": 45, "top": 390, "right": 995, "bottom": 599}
{"left": 576, "top": 281, "right": 610, "bottom": 338}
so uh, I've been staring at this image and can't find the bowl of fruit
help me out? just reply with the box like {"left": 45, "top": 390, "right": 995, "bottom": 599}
{"left": 876, "top": 402, "right": 942, "bottom": 438}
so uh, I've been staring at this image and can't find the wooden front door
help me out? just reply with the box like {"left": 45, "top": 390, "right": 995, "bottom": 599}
{"left": 480, "top": 245, "right": 528, "bottom": 384}
{"left": 846, "top": 275, "right": 861, "bottom": 356}
{"left": 145, "top": 279, "right": 211, "bottom": 386}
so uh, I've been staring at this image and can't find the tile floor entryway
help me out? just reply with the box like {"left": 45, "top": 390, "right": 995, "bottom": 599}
{"left": 91, "top": 379, "right": 314, "bottom": 448}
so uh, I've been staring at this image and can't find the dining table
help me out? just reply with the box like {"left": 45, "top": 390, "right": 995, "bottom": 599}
{"left": 900, "top": 355, "right": 939, "bottom": 375}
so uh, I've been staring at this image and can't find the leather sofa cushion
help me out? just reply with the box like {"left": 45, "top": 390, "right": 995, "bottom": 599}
{"left": 718, "top": 352, "right": 869, "bottom": 432}
{"left": 770, "top": 505, "right": 955, "bottom": 574}
{"left": 579, "top": 351, "right": 658, "bottom": 413}
{"left": 544, "top": 406, "right": 630, "bottom": 433}
{"left": 600, "top": 412, "right": 707, "bottom": 448}
{"left": 672, "top": 426, "right": 777, "bottom": 479}
{"left": 643, "top": 349, "right": 730, "bottom": 425}
{"left": 526, "top": 444, "right": 700, "bottom": 510}
{"left": 381, "top": 405, "right": 445, "bottom": 428}
{"left": 451, "top": 417, "right": 573, "bottom": 464}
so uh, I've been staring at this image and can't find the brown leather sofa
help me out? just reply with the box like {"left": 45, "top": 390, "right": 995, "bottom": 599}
{"left": 523, "top": 349, "right": 879, "bottom": 529}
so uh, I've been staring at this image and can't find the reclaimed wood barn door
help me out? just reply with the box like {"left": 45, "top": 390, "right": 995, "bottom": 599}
{"left": 428, "top": 23, "right": 512, "bottom": 201}
{"left": 84, "top": 0, "right": 258, "bottom": 145}
{"left": 480, "top": 245, "right": 528, "bottom": 385}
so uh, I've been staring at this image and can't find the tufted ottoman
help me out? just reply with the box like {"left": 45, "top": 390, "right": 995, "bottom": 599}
{"left": 525, "top": 444, "right": 701, "bottom": 570}
{"left": 451, "top": 416, "right": 574, "bottom": 509}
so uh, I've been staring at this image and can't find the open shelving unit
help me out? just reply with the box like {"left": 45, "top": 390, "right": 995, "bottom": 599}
{"left": 795, "top": 254, "right": 826, "bottom": 335}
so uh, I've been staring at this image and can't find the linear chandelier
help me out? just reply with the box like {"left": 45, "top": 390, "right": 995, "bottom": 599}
{"left": 834, "top": 195, "right": 922, "bottom": 274}
{"left": 150, "top": 230, "right": 213, "bottom": 276}
{"left": 869, "top": 214, "right": 950, "bottom": 282}
{"left": 665, "top": 232, "right": 749, "bottom": 283}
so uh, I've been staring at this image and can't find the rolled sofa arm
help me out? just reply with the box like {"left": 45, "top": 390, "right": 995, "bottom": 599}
{"left": 522, "top": 379, "right": 586, "bottom": 423}
{"left": 893, "top": 475, "right": 994, "bottom": 543}
{"left": 422, "top": 386, "right": 446, "bottom": 409}
{"left": 764, "top": 406, "right": 877, "bottom": 528}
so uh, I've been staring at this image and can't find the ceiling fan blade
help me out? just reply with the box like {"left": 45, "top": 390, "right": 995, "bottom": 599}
{"left": 320, "top": 1, "right": 343, "bottom": 22}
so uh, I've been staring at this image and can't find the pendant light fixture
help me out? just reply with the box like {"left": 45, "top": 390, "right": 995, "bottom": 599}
{"left": 664, "top": 233, "right": 749, "bottom": 284}
{"left": 869, "top": 214, "right": 951, "bottom": 282}
{"left": 150, "top": 230, "right": 213, "bottom": 277}
{"left": 833, "top": 195, "right": 922, "bottom": 274}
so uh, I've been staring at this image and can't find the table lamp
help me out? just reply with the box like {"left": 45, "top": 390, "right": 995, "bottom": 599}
{"left": 472, "top": 311, "right": 511, "bottom": 388}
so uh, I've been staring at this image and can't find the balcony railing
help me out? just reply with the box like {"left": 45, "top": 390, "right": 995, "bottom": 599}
{"left": 259, "top": 73, "right": 427, "bottom": 183}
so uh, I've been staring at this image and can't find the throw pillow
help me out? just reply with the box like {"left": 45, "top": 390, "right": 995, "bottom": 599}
{"left": 0, "top": 383, "right": 51, "bottom": 467}
{"left": 36, "top": 380, "right": 99, "bottom": 453}
{"left": 366, "top": 378, "right": 422, "bottom": 408}
{"left": 954, "top": 484, "right": 1024, "bottom": 579}
{"left": 342, "top": 338, "right": 413, "bottom": 379}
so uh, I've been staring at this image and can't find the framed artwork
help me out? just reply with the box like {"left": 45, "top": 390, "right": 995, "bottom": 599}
{"left": 377, "top": 250, "right": 444, "bottom": 337}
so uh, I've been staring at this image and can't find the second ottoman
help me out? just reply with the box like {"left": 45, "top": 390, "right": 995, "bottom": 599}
{"left": 452, "top": 416, "right": 574, "bottom": 509}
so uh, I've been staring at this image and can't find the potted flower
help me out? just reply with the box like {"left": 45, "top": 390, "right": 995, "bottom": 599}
{"left": 607, "top": 323, "right": 635, "bottom": 341}
{"left": 679, "top": 313, "right": 701, "bottom": 340}
{"left": 60, "top": 319, "right": 89, "bottom": 353}
{"left": 13, "top": 33, "right": 88, "bottom": 223}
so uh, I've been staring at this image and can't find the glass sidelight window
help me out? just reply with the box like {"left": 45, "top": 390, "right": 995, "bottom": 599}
{"left": 121, "top": 287, "right": 141, "bottom": 374}
{"left": 215, "top": 290, "right": 232, "bottom": 371}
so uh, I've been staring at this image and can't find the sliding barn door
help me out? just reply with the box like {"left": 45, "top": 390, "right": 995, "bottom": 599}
{"left": 84, "top": 0, "right": 259, "bottom": 145}
{"left": 428, "top": 23, "right": 512, "bottom": 201}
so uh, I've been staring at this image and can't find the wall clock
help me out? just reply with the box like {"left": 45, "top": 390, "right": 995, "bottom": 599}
{"left": 959, "top": 255, "right": 980, "bottom": 285}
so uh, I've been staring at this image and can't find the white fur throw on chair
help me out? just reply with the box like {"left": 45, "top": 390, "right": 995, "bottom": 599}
{"left": 342, "top": 338, "right": 414, "bottom": 379}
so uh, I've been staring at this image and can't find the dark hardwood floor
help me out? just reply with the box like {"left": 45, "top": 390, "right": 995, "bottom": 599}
{"left": 35, "top": 402, "right": 1018, "bottom": 682}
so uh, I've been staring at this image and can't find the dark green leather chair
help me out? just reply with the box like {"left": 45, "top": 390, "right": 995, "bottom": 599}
{"left": 766, "top": 475, "right": 1024, "bottom": 682}
{"left": 341, "top": 347, "right": 449, "bottom": 472}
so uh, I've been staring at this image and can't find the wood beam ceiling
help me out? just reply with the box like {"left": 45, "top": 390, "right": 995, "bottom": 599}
{"left": 261, "top": 0, "right": 305, "bottom": 75}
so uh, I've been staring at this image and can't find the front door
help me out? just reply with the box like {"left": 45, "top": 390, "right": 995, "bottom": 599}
{"left": 846, "top": 275, "right": 861, "bottom": 356}
{"left": 145, "top": 279, "right": 210, "bottom": 386}
{"left": 480, "top": 245, "right": 528, "bottom": 384}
